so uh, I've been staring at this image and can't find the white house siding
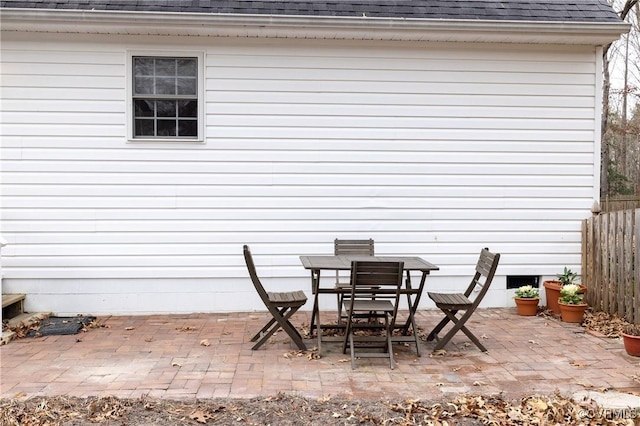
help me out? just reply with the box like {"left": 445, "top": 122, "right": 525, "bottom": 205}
{"left": 0, "top": 31, "right": 598, "bottom": 314}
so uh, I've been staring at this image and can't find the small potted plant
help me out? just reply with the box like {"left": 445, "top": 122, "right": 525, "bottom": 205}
{"left": 543, "top": 267, "right": 581, "bottom": 315}
{"left": 513, "top": 285, "right": 540, "bottom": 316}
{"left": 621, "top": 323, "right": 640, "bottom": 357}
{"left": 557, "top": 284, "right": 588, "bottom": 323}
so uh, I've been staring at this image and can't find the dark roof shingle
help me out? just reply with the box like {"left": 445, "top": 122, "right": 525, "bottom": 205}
{"left": 0, "top": 0, "right": 624, "bottom": 23}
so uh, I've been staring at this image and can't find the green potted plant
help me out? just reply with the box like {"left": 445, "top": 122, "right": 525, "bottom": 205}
{"left": 543, "top": 267, "right": 581, "bottom": 315}
{"left": 513, "top": 285, "right": 540, "bottom": 316}
{"left": 557, "top": 284, "right": 588, "bottom": 323}
{"left": 622, "top": 323, "right": 640, "bottom": 357}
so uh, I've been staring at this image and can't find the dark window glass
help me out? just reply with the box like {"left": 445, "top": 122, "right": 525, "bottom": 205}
{"left": 134, "top": 100, "right": 155, "bottom": 117}
{"left": 155, "top": 58, "right": 176, "bottom": 76}
{"left": 132, "top": 56, "right": 198, "bottom": 139}
{"left": 157, "top": 100, "right": 176, "bottom": 118}
{"left": 135, "top": 119, "right": 155, "bottom": 136}
{"left": 156, "top": 77, "right": 176, "bottom": 95}
{"left": 178, "top": 59, "right": 197, "bottom": 76}
{"left": 134, "top": 77, "right": 154, "bottom": 95}
{"left": 178, "top": 120, "right": 197, "bottom": 137}
{"left": 134, "top": 58, "right": 154, "bottom": 76}
{"left": 178, "top": 100, "right": 197, "bottom": 118}
{"left": 157, "top": 120, "right": 177, "bottom": 136}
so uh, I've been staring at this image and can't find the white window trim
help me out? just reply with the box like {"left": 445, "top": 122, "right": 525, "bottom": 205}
{"left": 126, "top": 50, "right": 205, "bottom": 143}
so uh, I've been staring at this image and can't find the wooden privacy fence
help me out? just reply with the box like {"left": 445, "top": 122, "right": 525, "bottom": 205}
{"left": 600, "top": 196, "right": 640, "bottom": 212}
{"left": 582, "top": 208, "right": 640, "bottom": 323}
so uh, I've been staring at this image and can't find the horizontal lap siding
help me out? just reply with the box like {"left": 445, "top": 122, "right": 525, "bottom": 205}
{"left": 0, "top": 34, "right": 597, "bottom": 313}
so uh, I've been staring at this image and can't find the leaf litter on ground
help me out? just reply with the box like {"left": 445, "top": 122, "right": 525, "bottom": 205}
{"left": 1, "top": 391, "right": 638, "bottom": 425}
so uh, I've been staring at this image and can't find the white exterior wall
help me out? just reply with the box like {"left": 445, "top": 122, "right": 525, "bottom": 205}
{"left": 0, "top": 32, "right": 598, "bottom": 314}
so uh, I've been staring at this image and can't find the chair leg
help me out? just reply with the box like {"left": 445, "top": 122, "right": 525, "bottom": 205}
{"left": 385, "top": 314, "right": 395, "bottom": 369}
{"left": 275, "top": 307, "right": 307, "bottom": 351}
{"left": 250, "top": 316, "right": 278, "bottom": 342}
{"left": 252, "top": 306, "right": 307, "bottom": 351}
{"left": 432, "top": 310, "right": 487, "bottom": 352}
{"left": 342, "top": 312, "right": 352, "bottom": 355}
{"left": 426, "top": 309, "right": 458, "bottom": 342}
{"left": 341, "top": 307, "right": 358, "bottom": 369}
{"left": 349, "top": 329, "right": 356, "bottom": 370}
{"left": 317, "top": 307, "right": 323, "bottom": 357}
{"left": 337, "top": 293, "right": 345, "bottom": 324}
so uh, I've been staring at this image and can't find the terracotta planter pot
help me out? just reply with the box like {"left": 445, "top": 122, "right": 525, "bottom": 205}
{"left": 558, "top": 301, "right": 587, "bottom": 323}
{"left": 514, "top": 297, "right": 539, "bottom": 316}
{"left": 622, "top": 333, "right": 640, "bottom": 356}
{"left": 543, "top": 280, "right": 562, "bottom": 314}
{"left": 544, "top": 281, "right": 587, "bottom": 315}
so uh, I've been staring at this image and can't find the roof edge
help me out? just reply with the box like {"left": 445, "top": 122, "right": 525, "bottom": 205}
{"left": 0, "top": 8, "right": 630, "bottom": 45}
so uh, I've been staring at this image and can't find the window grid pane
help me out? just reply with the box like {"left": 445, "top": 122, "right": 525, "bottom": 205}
{"left": 132, "top": 56, "right": 198, "bottom": 139}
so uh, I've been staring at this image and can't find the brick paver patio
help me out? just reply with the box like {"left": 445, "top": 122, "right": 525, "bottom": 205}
{"left": 1, "top": 308, "right": 639, "bottom": 401}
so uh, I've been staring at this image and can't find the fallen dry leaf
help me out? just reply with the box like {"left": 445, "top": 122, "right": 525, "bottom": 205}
{"left": 526, "top": 398, "right": 548, "bottom": 411}
{"left": 189, "top": 409, "right": 213, "bottom": 424}
{"left": 88, "top": 320, "right": 109, "bottom": 329}
{"left": 200, "top": 339, "right": 211, "bottom": 346}
{"left": 124, "top": 326, "right": 135, "bottom": 331}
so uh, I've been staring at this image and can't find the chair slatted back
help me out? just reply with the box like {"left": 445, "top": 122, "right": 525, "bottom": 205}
{"left": 335, "top": 239, "right": 375, "bottom": 284}
{"left": 348, "top": 260, "right": 404, "bottom": 315}
{"left": 334, "top": 239, "right": 375, "bottom": 256}
{"left": 243, "top": 245, "right": 270, "bottom": 305}
{"left": 463, "top": 248, "right": 500, "bottom": 306}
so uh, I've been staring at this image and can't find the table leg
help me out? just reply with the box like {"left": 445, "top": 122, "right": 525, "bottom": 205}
{"left": 401, "top": 271, "right": 428, "bottom": 357}
{"left": 309, "top": 269, "right": 321, "bottom": 338}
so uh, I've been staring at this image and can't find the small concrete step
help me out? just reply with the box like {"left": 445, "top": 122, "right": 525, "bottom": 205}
{"left": 2, "top": 293, "right": 25, "bottom": 309}
{"left": 2, "top": 293, "right": 26, "bottom": 322}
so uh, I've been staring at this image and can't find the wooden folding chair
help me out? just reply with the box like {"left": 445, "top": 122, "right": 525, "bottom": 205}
{"left": 334, "top": 238, "right": 375, "bottom": 323}
{"left": 426, "top": 248, "right": 500, "bottom": 352}
{"left": 243, "top": 245, "right": 308, "bottom": 351}
{"left": 342, "top": 260, "right": 404, "bottom": 369}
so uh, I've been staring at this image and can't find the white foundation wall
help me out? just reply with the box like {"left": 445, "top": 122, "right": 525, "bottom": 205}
{"left": 0, "top": 32, "right": 597, "bottom": 315}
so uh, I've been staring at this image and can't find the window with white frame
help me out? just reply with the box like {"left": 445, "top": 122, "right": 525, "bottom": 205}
{"left": 130, "top": 54, "right": 203, "bottom": 141}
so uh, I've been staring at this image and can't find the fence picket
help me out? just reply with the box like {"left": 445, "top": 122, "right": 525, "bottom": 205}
{"left": 635, "top": 210, "right": 640, "bottom": 324}
{"left": 601, "top": 196, "right": 640, "bottom": 212}
{"left": 583, "top": 208, "right": 639, "bottom": 323}
{"left": 625, "top": 211, "right": 634, "bottom": 322}
{"left": 616, "top": 211, "right": 624, "bottom": 318}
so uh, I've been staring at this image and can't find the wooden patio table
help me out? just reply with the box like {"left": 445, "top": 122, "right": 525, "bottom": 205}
{"left": 299, "top": 255, "right": 439, "bottom": 356}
